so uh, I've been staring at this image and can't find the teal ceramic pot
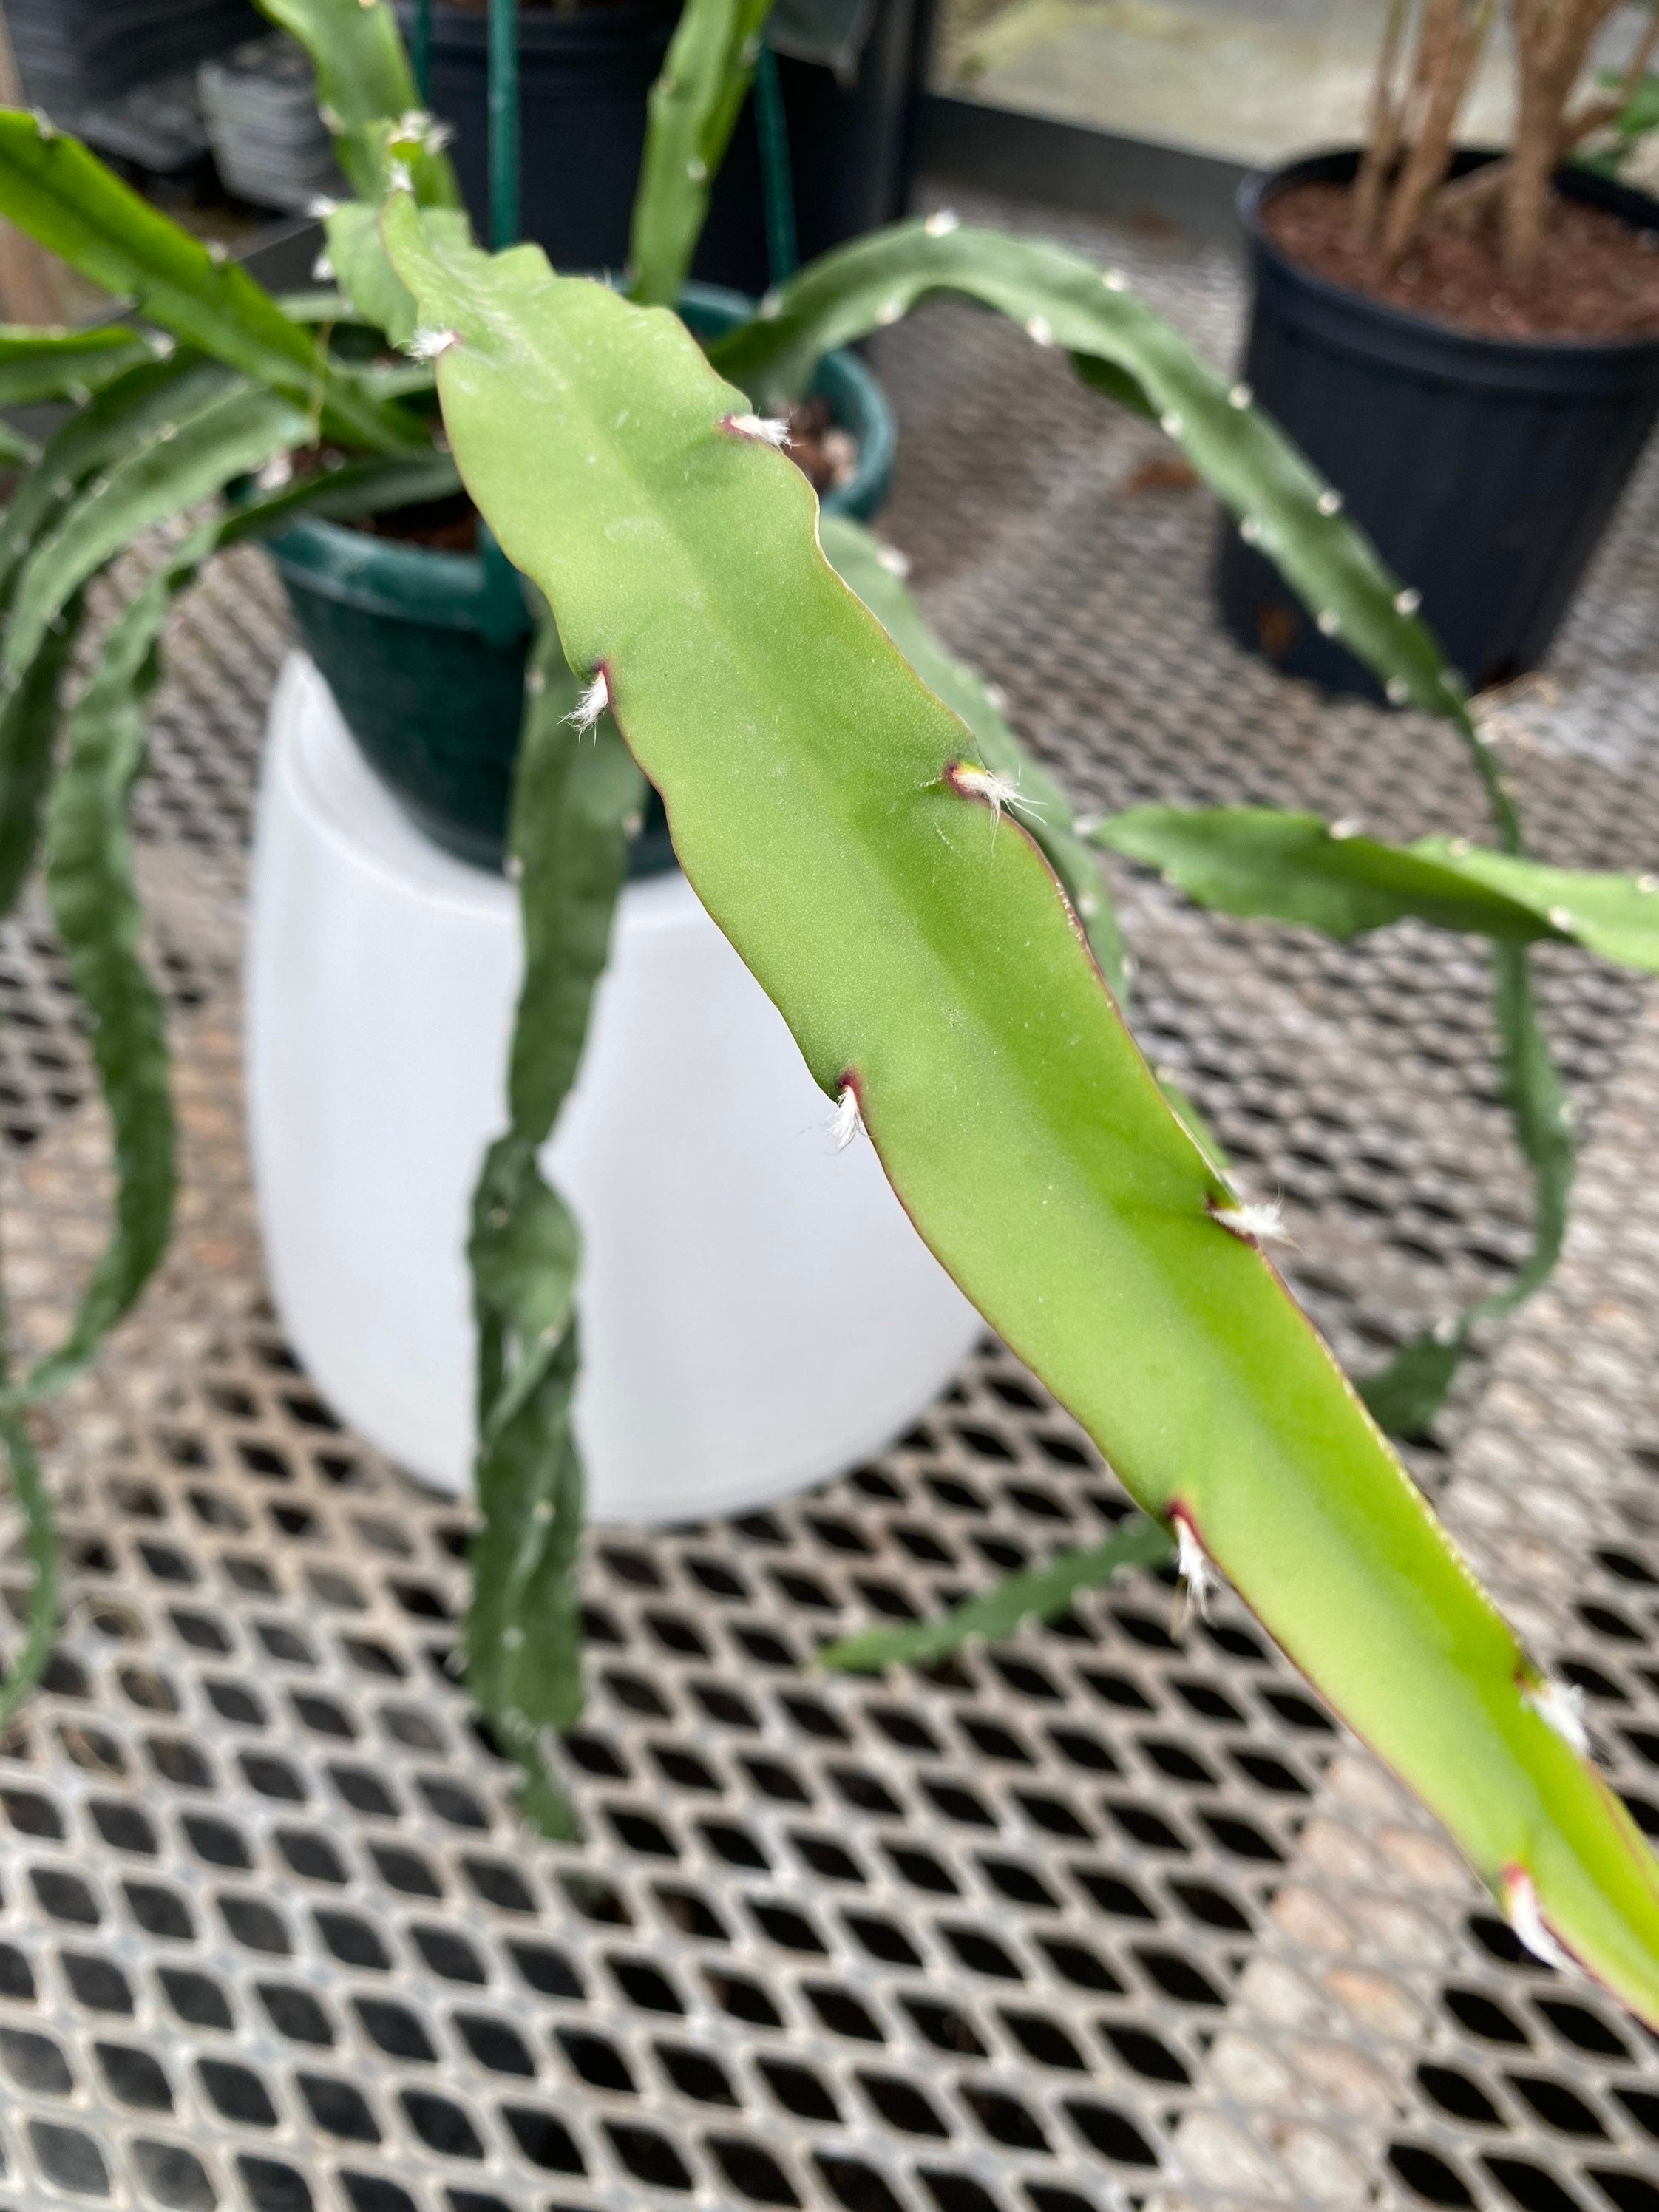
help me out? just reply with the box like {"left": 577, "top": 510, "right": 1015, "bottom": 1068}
{"left": 261, "top": 285, "right": 897, "bottom": 871}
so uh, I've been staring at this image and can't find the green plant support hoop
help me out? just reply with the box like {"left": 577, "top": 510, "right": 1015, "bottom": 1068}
{"left": 262, "top": 285, "right": 895, "bottom": 869}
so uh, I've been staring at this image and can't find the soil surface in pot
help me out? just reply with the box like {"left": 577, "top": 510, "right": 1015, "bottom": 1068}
{"left": 1263, "top": 179, "right": 1659, "bottom": 341}
{"left": 343, "top": 396, "right": 858, "bottom": 552}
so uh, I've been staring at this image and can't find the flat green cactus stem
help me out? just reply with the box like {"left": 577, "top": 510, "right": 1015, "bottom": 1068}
{"left": 252, "top": 0, "right": 463, "bottom": 206}
{"left": 467, "top": 625, "right": 643, "bottom": 1834}
{"left": 0, "top": 113, "right": 425, "bottom": 454}
{"left": 0, "top": 449, "right": 461, "bottom": 1711}
{"left": 384, "top": 200, "right": 1659, "bottom": 2025}
{"left": 819, "top": 512, "right": 1127, "bottom": 997}
{"left": 1099, "top": 806, "right": 1659, "bottom": 968}
{"left": 820, "top": 1516, "right": 1173, "bottom": 1674}
{"left": 629, "top": 0, "right": 775, "bottom": 307}
{"left": 0, "top": 324, "right": 154, "bottom": 404}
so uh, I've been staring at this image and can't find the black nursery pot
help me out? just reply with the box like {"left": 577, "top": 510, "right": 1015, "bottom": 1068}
{"left": 1217, "top": 149, "right": 1659, "bottom": 700}
{"left": 404, "top": 0, "right": 929, "bottom": 294}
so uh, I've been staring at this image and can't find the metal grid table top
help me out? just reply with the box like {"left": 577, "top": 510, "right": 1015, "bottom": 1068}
{"left": 0, "top": 186, "right": 1656, "bottom": 2212}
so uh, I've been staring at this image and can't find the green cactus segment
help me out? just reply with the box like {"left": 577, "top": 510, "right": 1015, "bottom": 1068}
{"left": 3, "top": 385, "right": 308, "bottom": 686}
{"left": 1096, "top": 807, "right": 1587, "bottom": 1436}
{"left": 387, "top": 209, "right": 1659, "bottom": 2023}
{"left": 252, "top": 0, "right": 462, "bottom": 206}
{"left": 1359, "top": 940, "right": 1572, "bottom": 1434}
{"left": 1099, "top": 806, "right": 1659, "bottom": 968}
{"left": 820, "top": 512, "right": 1127, "bottom": 997}
{"left": 629, "top": 0, "right": 776, "bottom": 306}
{"left": 711, "top": 222, "right": 1465, "bottom": 723}
{"left": 0, "top": 114, "right": 424, "bottom": 453}
{"left": 12, "top": 450, "right": 445, "bottom": 1412}
{"left": 0, "top": 356, "right": 234, "bottom": 608}
{"left": 0, "top": 424, "right": 37, "bottom": 467}
{"left": 26, "top": 542, "right": 197, "bottom": 1406}
{"left": 0, "top": 594, "right": 82, "bottom": 928}
{"left": 0, "top": 1416, "right": 58, "bottom": 1733}
{"left": 820, "top": 1516, "right": 1173, "bottom": 1672}
{"left": 0, "top": 322, "right": 152, "bottom": 404}
{"left": 1417, "top": 841, "right": 1659, "bottom": 972}
{"left": 326, "top": 200, "right": 475, "bottom": 350}
{"left": 467, "top": 622, "right": 643, "bottom": 1839}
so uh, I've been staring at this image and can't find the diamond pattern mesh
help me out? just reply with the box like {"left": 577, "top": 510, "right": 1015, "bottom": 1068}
{"left": 0, "top": 186, "right": 1652, "bottom": 2212}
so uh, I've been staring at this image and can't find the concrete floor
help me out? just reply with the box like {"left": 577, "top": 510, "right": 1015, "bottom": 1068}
{"left": 932, "top": 0, "right": 1650, "bottom": 168}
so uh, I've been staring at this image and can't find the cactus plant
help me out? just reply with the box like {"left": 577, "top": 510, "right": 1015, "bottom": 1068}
{"left": 0, "top": 0, "right": 1656, "bottom": 2032}
{"left": 383, "top": 190, "right": 1659, "bottom": 2022}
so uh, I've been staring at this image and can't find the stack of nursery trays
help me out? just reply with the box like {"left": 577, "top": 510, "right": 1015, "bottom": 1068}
{"left": 199, "top": 36, "right": 344, "bottom": 214}
{"left": 7, "top": 0, "right": 261, "bottom": 118}
{"left": 71, "top": 73, "right": 212, "bottom": 176}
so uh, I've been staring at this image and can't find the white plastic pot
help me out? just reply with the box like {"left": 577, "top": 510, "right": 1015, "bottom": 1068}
{"left": 245, "top": 654, "right": 981, "bottom": 1524}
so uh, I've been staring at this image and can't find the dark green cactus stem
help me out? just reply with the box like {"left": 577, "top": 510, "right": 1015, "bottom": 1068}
{"left": 251, "top": 0, "right": 463, "bottom": 207}
{"left": 1097, "top": 807, "right": 1659, "bottom": 968}
{"left": 0, "top": 324, "right": 154, "bottom": 404}
{"left": 467, "top": 622, "right": 643, "bottom": 1836}
{"left": 0, "top": 1416, "right": 55, "bottom": 1736}
{"left": 629, "top": 0, "right": 776, "bottom": 305}
{"left": 0, "top": 356, "right": 234, "bottom": 616}
{"left": 819, "top": 1515, "right": 1173, "bottom": 1672}
{"left": 0, "top": 452, "right": 467, "bottom": 1723}
{"left": 0, "top": 114, "right": 427, "bottom": 454}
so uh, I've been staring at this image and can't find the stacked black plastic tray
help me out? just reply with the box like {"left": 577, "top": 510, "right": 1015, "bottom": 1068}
{"left": 9, "top": 0, "right": 262, "bottom": 115}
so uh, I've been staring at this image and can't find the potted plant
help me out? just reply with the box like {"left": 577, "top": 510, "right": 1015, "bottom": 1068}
{"left": 1218, "top": 0, "right": 1659, "bottom": 700}
{"left": 272, "top": 0, "right": 929, "bottom": 291}
{"left": 4, "top": 0, "right": 1659, "bottom": 2035}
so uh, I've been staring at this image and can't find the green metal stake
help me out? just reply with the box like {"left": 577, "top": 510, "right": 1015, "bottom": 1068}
{"left": 410, "top": 0, "right": 432, "bottom": 108}
{"left": 487, "top": 0, "right": 520, "bottom": 250}
{"left": 753, "top": 44, "right": 798, "bottom": 285}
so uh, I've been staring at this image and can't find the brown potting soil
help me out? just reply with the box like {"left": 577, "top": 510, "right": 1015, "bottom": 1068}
{"left": 1263, "top": 179, "right": 1659, "bottom": 342}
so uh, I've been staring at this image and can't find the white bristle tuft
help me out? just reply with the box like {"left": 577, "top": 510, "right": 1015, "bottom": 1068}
{"left": 875, "top": 543, "right": 911, "bottom": 578}
{"left": 925, "top": 208, "right": 960, "bottom": 236}
{"left": 566, "top": 670, "right": 611, "bottom": 734}
{"left": 951, "top": 761, "right": 1043, "bottom": 825}
{"left": 1172, "top": 1512, "right": 1218, "bottom": 1626}
{"left": 830, "top": 1086, "right": 864, "bottom": 1152}
{"left": 1524, "top": 1676, "right": 1590, "bottom": 1755}
{"left": 1504, "top": 1868, "right": 1577, "bottom": 1974}
{"left": 1210, "top": 1196, "right": 1292, "bottom": 1247}
{"left": 726, "top": 413, "right": 790, "bottom": 447}
{"left": 405, "top": 326, "right": 459, "bottom": 361}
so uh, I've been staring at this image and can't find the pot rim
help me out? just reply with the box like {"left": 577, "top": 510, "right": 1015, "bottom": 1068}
{"left": 1241, "top": 146, "right": 1659, "bottom": 364}
{"left": 393, "top": 0, "right": 680, "bottom": 44}
{"left": 262, "top": 282, "right": 896, "bottom": 620}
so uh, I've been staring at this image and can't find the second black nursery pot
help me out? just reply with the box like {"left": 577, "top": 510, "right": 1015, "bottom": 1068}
{"left": 402, "top": 0, "right": 930, "bottom": 294}
{"left": 1217, "top": 149, "right": 1659, "bottom": 701}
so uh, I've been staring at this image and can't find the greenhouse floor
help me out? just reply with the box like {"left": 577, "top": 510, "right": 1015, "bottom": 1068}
{"left": 1, "top": 185, "right": 1658, "bottom": 2212}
